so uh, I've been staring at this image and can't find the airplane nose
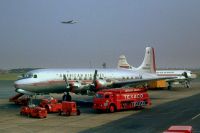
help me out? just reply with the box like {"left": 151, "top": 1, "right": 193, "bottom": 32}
{"left": 14, "top": 81, "right": 20, "bottom": 89}
{"left": 14, "top": 83, "right": 18, "bottom": 89}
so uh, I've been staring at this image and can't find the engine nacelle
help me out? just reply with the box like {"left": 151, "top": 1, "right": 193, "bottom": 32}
{"left": 69, "top": 81, "right": 82, "bottom": 93}
{"left": 95, "top": 79, "right": 107, "bottom": 89}
{"left": 72, "top": 81, "right": 81, "bottom": 88}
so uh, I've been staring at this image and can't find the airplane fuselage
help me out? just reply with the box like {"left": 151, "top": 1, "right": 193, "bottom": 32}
{"left": 14, "top": 68, "right": 157, "bottom": 94}
{"left": 156, "top": 70, "right": 193, "bottom": 80}
{"left": 156, "top": 70, "right": 197, "bottom": 88}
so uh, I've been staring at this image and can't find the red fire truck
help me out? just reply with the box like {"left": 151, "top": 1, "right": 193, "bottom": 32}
{"left": 59, "top": 101, "right": 80, "bottom": 116}
{"left": 93, "top": 88, "right": 151, "bottom": 113}
{"left": 39, "top": 97, "right": 62, "bottom": 113}
{"left": 163, "top": 125, "right": 193, "bottom": 133}
{"left": 20, "top": 105, "right": 47, "bottom": 118}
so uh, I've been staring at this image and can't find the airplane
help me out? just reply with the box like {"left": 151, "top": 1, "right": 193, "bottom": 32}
{"left": 61, "top": 20, "right": 77, "bottom": 24}
{"left": 117, "top": 54, "right": 196, "bottom": 89}
{"left": 14, "top": 47, "right": 173, "bottom": 96}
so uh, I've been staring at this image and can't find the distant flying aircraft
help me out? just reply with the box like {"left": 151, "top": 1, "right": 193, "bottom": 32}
{"left": 61, "top": 20, "right": 77, "bottom": 24}
{"left": 14, "top": 47, "right": 172, "bottom": 96}
{"left": 117, "top": 54, "right": 196, "bottom": 89}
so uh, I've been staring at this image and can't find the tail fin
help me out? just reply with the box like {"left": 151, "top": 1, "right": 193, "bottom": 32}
{"left": 117, "top": 55, "right": 133, "bottom": 69}
{"left": 136, "top": 47, "right": 156, "bottom": 73}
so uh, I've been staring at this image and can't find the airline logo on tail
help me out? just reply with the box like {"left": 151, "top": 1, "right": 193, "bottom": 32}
{"left": 117, "top": 47, "right": 156, "bottom": 73}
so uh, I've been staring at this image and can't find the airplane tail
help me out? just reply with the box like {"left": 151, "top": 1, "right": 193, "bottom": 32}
{"left": 117, "top": 55, "right": 133, "bottom": 69}
{"left": 136, "top": 47, "right": 156, "bottom": 73}
{"left": 118, "top": 47, "right": 156, "bottom": 73}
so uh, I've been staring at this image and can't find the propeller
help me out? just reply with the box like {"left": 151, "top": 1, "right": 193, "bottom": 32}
{"left": 63, "top": 74, "right": 70, "bottom": 91}
{"left": 182, "top": 72, "right": 191, "bottom": 88}
{"left": 93, "top": 70, "right": 98, "bottom": 86}
{"left": 182, "top": 72, "right": 188, "bottom": 78}
{"left": 90, "top": 70, "right": 98, "bottom": 91}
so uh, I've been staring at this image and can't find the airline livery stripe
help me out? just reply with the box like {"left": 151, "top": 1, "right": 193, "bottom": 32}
{"left": 157, "top": 74, "right": 182, "bottom": 76}
{"left": 20, "top": 80, "right": 93, "bottom": 87}
{"left": 120, "top": 66, "right": 130, "bottom": 68}
{"left": 152, "top": 48, "right": 156, "bottom": 72}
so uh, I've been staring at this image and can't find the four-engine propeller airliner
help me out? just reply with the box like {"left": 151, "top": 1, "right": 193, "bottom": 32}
{"left": 61, "top": 20, "right": 77, "bottom": 24}
{"left": 14, "top": 47, "right": 172, "bottom": 95}
{"left": 117, "top": 53, "right": 196, "bottom": 89}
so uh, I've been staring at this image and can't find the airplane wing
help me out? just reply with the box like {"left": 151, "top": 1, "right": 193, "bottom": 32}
{"left": 61, "top": 20, "right": 77, "bottom": 24}
{"left": 165, "top": 72, "right": 197, "bottom": 83}
{"left": 61, "top": 21, "right": 72, "bottom": 24}
{"left": 165, "top": 78, "right": 191, "bottom": 83}
{"left": 112, "top": 76, "right": 175, "bottom": 88}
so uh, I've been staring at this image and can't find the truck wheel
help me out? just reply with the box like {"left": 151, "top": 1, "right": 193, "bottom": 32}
{"left": 20, "top": 112, "right": 23, "bottom": 115}
{"left": 66, "top": 112, "right": 70, "bottom": 116}
{"left": 96, "top": 109, "right": 102, "bottom": 113}
{"left": 45, "top": 105, "right": 50, "bottom": 113}
{"left": 58, "top": 110, "right": 62, "bottom": 115}
{"left": 109, "top": 105, "right": 115, "bottom": 113}
{"left": 77, "top": 109, "right": 81, "bottom": 115}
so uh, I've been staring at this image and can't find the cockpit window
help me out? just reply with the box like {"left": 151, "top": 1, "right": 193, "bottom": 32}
{"left": 27, "top": 73, "right": 33, "bottom": 78}
{"left": 18, "top": 73, "right": 34, "bottom": 79}
{"left": 23, "top": 73, "right": 33, "bottom": 78}
{"left": 33, "top": 74, "right": 37, "bottom": 78}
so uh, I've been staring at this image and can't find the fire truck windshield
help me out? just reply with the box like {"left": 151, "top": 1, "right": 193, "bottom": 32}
{"left": 95, "top": 94, "right": 104, "bottom": 98}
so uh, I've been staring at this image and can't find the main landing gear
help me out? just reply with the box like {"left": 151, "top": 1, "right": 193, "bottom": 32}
{"left": 168, "top": 82, "right": 172, "bottom": 90}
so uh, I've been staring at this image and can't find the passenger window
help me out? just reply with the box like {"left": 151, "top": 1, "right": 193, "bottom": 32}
{"left": 105, "top": 95, "right": 109, "bottom": 98}
{"left": 33, "top": 75, "right": 37, "bottom": 78}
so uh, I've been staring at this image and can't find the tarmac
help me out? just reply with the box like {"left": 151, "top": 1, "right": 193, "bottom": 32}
{"left": 0, "top": 81, "right": 200, "bottom": 133}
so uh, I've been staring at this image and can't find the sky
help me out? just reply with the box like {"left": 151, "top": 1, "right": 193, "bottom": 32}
{"left": 0, "top": 0, "right": 200, "bottom": 69}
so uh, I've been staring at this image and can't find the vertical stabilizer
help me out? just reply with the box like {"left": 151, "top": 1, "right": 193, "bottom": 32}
{"left": 117, "top": 55, "right": 133, "bottom": 69}
{"left": 136, "top": 47, "right": 156, "bottom": 73}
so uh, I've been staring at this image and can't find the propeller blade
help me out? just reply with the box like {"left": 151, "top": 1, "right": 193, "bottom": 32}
{"left": 92, "top": 69, "right": 98, "bottom": 85}
{"left": 63, "top": 74, "right": 70, "bottom": 89}
{"left": 182, "top": 72, "right": 188, "bottom": 78}
{"left": 90, "top": 70, "right": 98, "bottom": 91}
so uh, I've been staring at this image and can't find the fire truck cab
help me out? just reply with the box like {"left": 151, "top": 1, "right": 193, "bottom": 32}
{"left": 93, "top": 88, "right": 151, "bottom": 113}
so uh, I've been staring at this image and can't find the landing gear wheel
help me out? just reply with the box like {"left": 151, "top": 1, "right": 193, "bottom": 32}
{"left": 168, "top": 85, "right": 172, "bottom": 90}
{"left": 185, "top": 81, "right": 190, "bottom": 88}
{"left": 168, "top": 82, "right": 172, "bottom": 90}
{"left": 167, "top": 86, "right": 172, "bottom": 90}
